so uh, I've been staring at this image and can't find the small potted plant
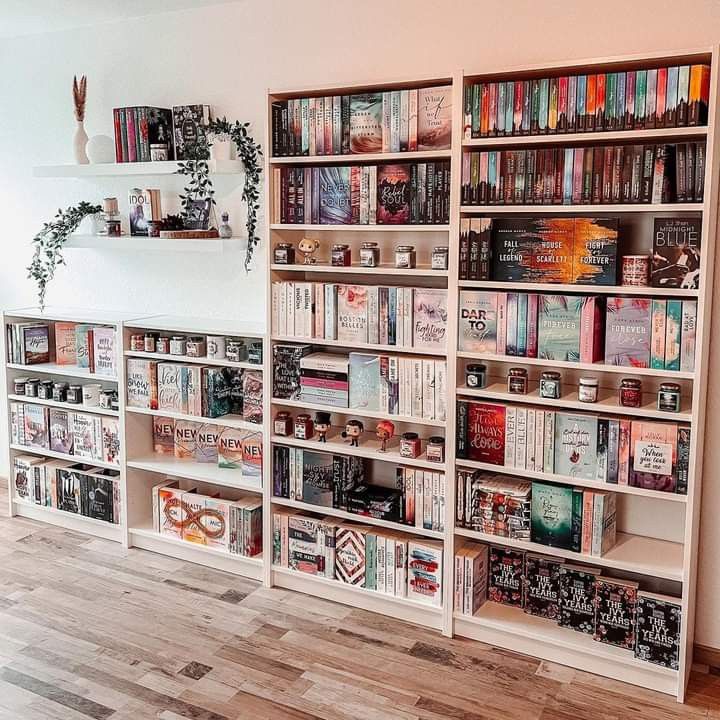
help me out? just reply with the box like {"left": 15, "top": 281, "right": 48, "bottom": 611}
{"left": 208, "top": 121, "right": 233, "bottom": 161}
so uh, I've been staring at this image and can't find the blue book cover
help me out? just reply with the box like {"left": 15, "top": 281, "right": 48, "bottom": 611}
{"left": 576, "top": 75, "right": 586, "bottom": 121}
{"left": 516, "top": 293, "right": 528, "bottom": 356}
{"left": 553, "top": 413, "right": 599, "bottom": 480}
{"left": 301, "top": 450, "right": 335, "bottom": 507}
{"left": 616, "top": 72, "right": 626, "bottom": 125}
{"left": 537, "top": 295, "right": 583, "bottom": 362}
{"left": 319, "top": 166, "right": 352, "bottom": 224}
{"left": 563, "top": 148, "right": 574, "bottom": 204}
{"left": 348, "top": 353, "right": 380, "bottom": 410}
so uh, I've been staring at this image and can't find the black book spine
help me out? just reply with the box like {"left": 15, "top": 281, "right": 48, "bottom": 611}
{"left": 341, "top": 95, "right": 351, "bottom": 155}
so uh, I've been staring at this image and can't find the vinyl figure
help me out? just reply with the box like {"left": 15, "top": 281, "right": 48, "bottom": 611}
{"left": 341, "top": 419, "right": 364, "bottom": 447}
{"left": 314, "top": 411, "right": 332, "bottom": 443}
{"left": 375, "top": 419, "right": 395, "bottom": 452}
{"left": 298, "top": 236, "right": 320, "bottom": 265}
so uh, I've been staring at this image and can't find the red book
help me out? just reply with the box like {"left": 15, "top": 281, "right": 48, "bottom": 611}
{"left": 595, "top": 74, "right": 606, "bottom": 130}
{"left": 526, "top": 294, "right": 539, "bottom": 358}
{"left": 488, "top": 83, "right": 498, "bottom": 136}
{"left": 113, "top": 109, "right": 123, "bottom": 162}
{"left": 580, "top": 297, "right": 603, "bottom": 362}
{"left": 558, "top": 76, "right": 569, "bottom": 132}
{"left": 585, "top": 75, "right": 597, "bottom": 131}
{"left": 513, "top": 81, "right": 523, "bottom": 134}
{"left": 126, "top": 108, "right": 137, "bottom": 162}
{"left": 467, "top": 402, "right": 506, "bottom": 465}
{"left": 350, "top": 165, "right": 361, "bottom": 223}
{"left": 572, "top": 147, "right": 584, "bottom": 204}
{"left": 656, "top": 68, "right": 668, "bottom": 129}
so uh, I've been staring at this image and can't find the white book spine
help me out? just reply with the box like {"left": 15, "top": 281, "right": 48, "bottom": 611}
{"left": 404, "top": 288, "right": 414, "bottom": 348}
{"left": 286, "top": 282, "right": 296, "bottom": 337}
{"left": 454, "top": 552, "right": 464, "bottom": 613}
{"left": 398, "top": 358, "right": 407, "bottom": 416}
{"left": 535, "top": 409, "right": 545, "bottom": 474}
{"left": 390, "top": 91, "right": 401, "bottom": 153}
{"left": 376, "top": 536, "right": 386, "bottom": 593}
{"left": 415, "top": 469, "right": 424, "bottom": 529}
{"left": 408, "top": 88, "right": 418, "bottom": 151}
{"left": 396, "top": 288, "right": 405, "bottom": 348}
{"left": 382, "top": 92, "right": 391, "bottom": 153}
{"left": 296, "top": 448, "right": 304, "bottom": 500}
{"left": 411, "top": 359, "right": 423, "bottom": 418}
{"left": 591, "top": 494, "right": 603, "bottom": 557}
{"left": 271, "top": 282, "right": 280, "bottom": 335}
{"left": 504, "top": 406, "right": 516, "bottom": 468}
{"left": 423, "top": 472, "right": 432, "bottom": 529}
{"left": 422, "top": 360, "right": 435, "bottom": 420}
{"left": 388, "top": 355, "right": 399, "bottom": 414}
{"left": 369, "top": 166, "right": 377, "bottom": 225}
{"left": 359, "top": 166, "right": 369, "bottom": 225}
{"left": 302, "top": 282, "right": 313, "bottom": 339}
{"left": 367, "top": 286, "right": 380, "bottom": 345}
{"left": 395, "top": 541, "right": 407, "bottom": 598}
{"left": 324, "top": 284, "right": 337, "bottom": 340}
{"left": 385, "top": 537, "right": 396, "bottom": 596}
{"left": 438, "top": 472, "right": 446, "bottom": 532}
{"left": 400, "top": 89, "right": 409, "bottom": 150}
{"left": 431, "top": 472, "right": 439, "bottom": 531}
{"left": 314, "top": 283, "right": 325, "bottom": 339}
{"left": 434, "top": 360, "right": 447, "bottom": 422}
{"left": 543, "top": 410, "right": 555, "bottom": 473}
{"left": 526, "top": 409, "right": 536, "bottom": 471}
{"left": 680, "top": 300, "right": 697, "bottom": 372}
{"left": 515, "top": 407, "right": 527, "bottom": 470}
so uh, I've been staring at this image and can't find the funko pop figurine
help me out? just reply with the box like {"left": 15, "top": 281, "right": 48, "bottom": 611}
{"left": 314, "top": 411, "right": 332, "bottom": 443}
{"left": 375, "top": 419, "right": 395, "bottom": 452}
{"left": 298, "top": 236, "right": 320, "bottom": 265}
{"left": 341, "top": 419, "right": 364, "bottom": 447}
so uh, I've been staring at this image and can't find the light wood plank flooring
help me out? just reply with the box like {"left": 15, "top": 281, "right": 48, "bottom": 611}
{"left": 1, "top": 483, "right": 719, "bottom": 719}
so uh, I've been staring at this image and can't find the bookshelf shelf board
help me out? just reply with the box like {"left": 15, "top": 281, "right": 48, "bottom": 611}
{"left": 12, "top": 501, "right": 123, "bottom": 542}
{"left": 270, "top": 223, "right": 451, "bottom": 232}
{"left": 9, "top": 444, "right": 120, "bottom": 471}
{"left": 454, "top": 605, "right": 677, "bottom": 696}
{"left": 455, "top": 352, "right": 695, "bottom": 379}
{"left": 456, "top": 382, "right": 693, "bottom": 422}
{"left": 272, "top": 496, "right": 445, "bottom": 540}
{"left": 454, "top": 457, "right": 687, "bottom": 503}
{"left": 6, "top": 362, "right": 117, "bottom": 383}
{"left": 457, "top": 280, "right": 700, "bottom": 298}
{"left": 271, "top": 397, "right": 446, "bottom": 428}
{"left": 461, "top": 125, "right": 707, "bottom": 148}
{"left": 7, "top": 394, "right": 120, "bottom": 417}
{"left": 454, "top": 527, "right": 684, "bottom": 580}
{"left": 124, "top": 350, "right": 262, "bottom": 371}
{"left": 271, "top": 565, "right": 443, "bottom": 630}
{"left": 32, "top": 159, "right": 244, "bottom": 178}
{"left": 460, "top": 203, "right": 704, "bottom": 215}
{"left": 270, "top": 149, "right": 451, "bottom": 165}
{"left": 272, "top": 336, "right": 447, "bottom": 357}
{"left": 5, "top": 306, "right": 132, "bottom": 326}
{"left": 129, "top": 526, "right": 263, "bottom": 580}
{"left": 126, "top": 315, "right": 265, "bottom": 339}
{"left": 271, "top": 263, "right": 449, "bottom": 277}
{"left": 126, "top": 456, "right": 262, "bottom": 493}
{"left": 64, "top": 235, "right": 245, "bottom": 253}
{"left": 126, "top": 406, "right": 261, "bottom": 432}
{"left": 271, "top": 431, "right": 447, "bottom": 471}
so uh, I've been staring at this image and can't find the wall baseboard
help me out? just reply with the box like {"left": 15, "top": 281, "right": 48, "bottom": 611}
{"left": 695, "top": 644, "right": 720, "bottom": 670}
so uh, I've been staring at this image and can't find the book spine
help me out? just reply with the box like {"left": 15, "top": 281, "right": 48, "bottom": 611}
{"left": 526, "top": 408, "right": 536, "bottom": 471}
{"left": 607, "top": 419, "right": 619, "bottom": 484}
{"left": 665, "top": 299, "right": 682, "bottom": 371}
{"left": 676, "top": 427, "right": 690, "bottom": 495}
{"left": 681, "top": 301, "right": 697, "bottom": 372}
{"left": 650, "top": 299, "right": 667, "bottom": 369}
{"left": 618, "top": 419, "right": 631, "bottom": 485}
{"left": 596, "top": 418, "right": 608, "bottom": 483}
{"left": 515, "top": 407, "right": 527, "bottom": 470}
{"left": 504, "top": 405, "right": 517, "bottom": 468}
{"left": 571, "top": 488, "right": 583, "bottom": 553}
{"left": 543, "top": 411, "right": 554, "bottom": 473}
{"left": 581, "top": 490, "right": 594, "bottom": 554}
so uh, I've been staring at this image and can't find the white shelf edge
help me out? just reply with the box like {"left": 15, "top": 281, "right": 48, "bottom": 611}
{"left": 272, "top": 336, "right": 447, "bottom": 357}
{"left": 271, "top": 263, "right": 449, "bottom": 277}
{"left": 64, "top": 235, "right": 245, "bottom": 253}
{"left": 9, "top": 444, "right": 120, "bottom": 471}
{"left": 126, "top": 406, "right": 262, "bottom": 432}
{"left": 7, "top": 394, "right": 120, "bottom": 417}
{"left": 270, "top": 149, "right": 451, "bottom": 164}
{"left": 270, "top": 224, "right": 451, "bottom": 232}
{"left": 32, "top": 159, "right": 245, "bottom": 178}
{"left": 123, "top": 350, "right": 263, "bottom": 370}
{"left": 457, "top": 280, "right": 700, "bottom": 297}
{"left": 460, "top": 203, "right": 704, "bottom": 214}
{"left": 6, "top": 362, "right": 118, "bottom": 382}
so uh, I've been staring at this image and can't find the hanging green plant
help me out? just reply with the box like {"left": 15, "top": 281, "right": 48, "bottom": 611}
{"left": 176, "top": 134, "right": 216, "bottom": 230}
{"left": 28, "top": 201, "right": 101, "bottom": 309}
{"left": 207, "top": 117, "right": 263, "bottom": 271}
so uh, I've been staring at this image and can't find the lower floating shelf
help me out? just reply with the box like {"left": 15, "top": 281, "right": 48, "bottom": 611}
{"left": 10, "top": 444, "right": 120, "bottom": 471}
{"left": 454, "top": 604, "right": 678, "bottom": 697}
{"left": 272, "top": 565, "right": 443, "bottom": 630}
{"left": 12, "top": 501, "right": 123, "bottom": 543}
{"left": 129, "top": 526, "right": 263, "bottom": 581}
{"left": 64, "top": 235, "right": 245, "bottom": 253}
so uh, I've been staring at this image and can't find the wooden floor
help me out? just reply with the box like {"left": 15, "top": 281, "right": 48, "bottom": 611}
{"left": 1, "top": 485, "right": 720, "bottom": 719}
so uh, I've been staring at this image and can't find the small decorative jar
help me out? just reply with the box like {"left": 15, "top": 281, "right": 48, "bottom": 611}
{"left": 144, "top": 333, "right": 158, "bottom": 353}
{"left": 399, "top": 432, "right": 422, "bottom": 459}
{"left": 465, "top": 363, "right": 487, "bottom": 389}
{"left": 248, "top": 341, "right": 263, "bottom": 365}
{"left": 274, "top": 411, "right": 293, "bottom": 436}
{"left": 99, "top": 390, "right": 115, "bottom": 409}
{"left": 130, "top": 334, "right": 145, "bottom": 352}
{"left": 395, "top": 245, "right": 416, "bottom": 269}
{"left": 156, "top": 336, "right": 170, "bottom": 354}
{"left": 147, "top": 220, "right": 162, "bottom": 238}
{"left": 331, "top": 244, "right": 351, "bottom": 267}
{"left": 426, "top": 436, "right": 445, "bottom": 463}
{"left": 13, "top": 377, "right": 28, "bottom": 395}
{"left": 507, "top": 368, "right": 528, "bottom": 394}
{"left": 169, "top": 336, "right": 186, "bottom": 356}
{"left": 150, "top": 144, "right": 169, "bottom": 161}
{"left": 431, "top": 246, "right": 449, "bottom": 270}
{"left": 52, "top": 382, "right": 68, "bottom": 402}
{"left": 226, "top": 340, "right": 245, "bottom": 363}
{"left": 619, "top": 378, "right": 642, "bottom": 408}
{"left": 359, "top": 242, "right": 380, "bottom": 268}
{"left": 185, "top": 337, "right": 207, "bottom": 358}
{"left": 578, "top": 376, "right": 599, "bottom": 403}
{"left": 621, "top": 255, "right": 651, "bottom": 287}
{"left": 539, "top": 371, "right": 562, "bottom": 399}
{"left": 294, "top": 413, "right": 314, "bottom": 440}
{"left": 38, "top": 380, "right": 54, "bottom": 400}
{"left": 82, "top": 384, "right": 102, "bottom": 407}
{"left": 207, "top": 335, "right": 226, "bottom": 360}
{"left": 274, "top": 243, "right": 295, "bottom": 265}
{"left": 25, "top": 378, "right": 40, "bottom": 398}
{"left": 657, "top": 383, "right": 682, "bottom": 413}
{"left": 66, "top": 385, "right": 83, "bottom": 404}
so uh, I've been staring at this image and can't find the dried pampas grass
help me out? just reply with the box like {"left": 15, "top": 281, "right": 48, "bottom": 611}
{"left": 73, "top": 75, "right": 87, "bottom": 121}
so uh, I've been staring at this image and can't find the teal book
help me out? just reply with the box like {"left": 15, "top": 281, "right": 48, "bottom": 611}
{"left": 365, "top": 533, "right": 377, "bottom": 590}
{"left": 75, "top": 324, "right": 94, "bottom": 369}
{"left": 531, "top": 481, "right": 574, "bottom": 550}
{"left": 538, "top": 78, "right": 549, "bottom": 132}
{"left": 203, "top": 367, "right": 231, "bottom": 418}
{"left": 553, "top": 413, "right": 599, "bottom": 480}
{"left": 349, "top": 352, "right": 381, "bottom": 410}
{"left": 650, "top": 299, "right": 667, "bottom": 369}
{"left": 537, "top": 295, "right": 583, "bottom": 362}
{"left": 571, "top": 488, "right": 583, "bottom": 553}
{"left": 664, "top": 299, "right": 682, "bottom": 371}
{"left": 349, "top": 93, "right": 383, "bottom": 154}
{"left": 516, "top": 293, "right": 528, "bottom": 356}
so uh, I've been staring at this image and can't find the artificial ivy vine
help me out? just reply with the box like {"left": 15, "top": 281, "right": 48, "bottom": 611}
{"left": 28, "top": 201, "right": 102, "bottom": 309}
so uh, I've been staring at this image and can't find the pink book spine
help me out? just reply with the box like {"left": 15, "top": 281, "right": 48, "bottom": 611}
{"left": 572, "top": 148, "right": 584, "bottom": 203}
{"left": 580, "top": 297, "right": 602, "bottom": 362}
{"left": 496, "top": 292, "right": 507, "bottom": 355}
{"left": 127, "top": 109, "right": 137, "bottom": 162}
{"left": 581, "top": 490, "right": 594, "bottom": 554}
{"left": 618, "top": 419, "right": 631, "bottom": 485}
{"left": 526, "top": 294, "right": 538, "bottom": 358}
{"left": 314, "top": 283, "right": 324, "bottom": 339}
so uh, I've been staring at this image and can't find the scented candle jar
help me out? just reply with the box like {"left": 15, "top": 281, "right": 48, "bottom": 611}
{"left": 621, "top": 255, "right": 651, "bottom": 286}
{"left": 52, "top": 383, "right": 68, "bottom": 402}
{"left": 156, "top": 336, "right": 170, "bottom": 354}
{"left": 274, "top": 243, "right": 295, "bottom": 264}
{"left": 294, "top": 413, "right": 314, "bottom": 440}
{"left": 400, "top": 432, "right": 422, "bottom": 458}
{"left": 144, "top": 333, "right": 158, "bottom": 353}
{"left": 359, "top": 242, "right": 380, "bottom": 267}
{"left": 657, "top": 383, "right": 681, "bottom": 412}
{"left": 431, "top": 246, "right": 449, "bottom": 270}
{"left": 25, "top": 378, "right": 40, "bottom": 397}
{"left": 66, "top": 385, "right": 83, "bottom": 404}
{"left": 619, "top": 378, "right": 642, "bottom": 407}
{"left": 395, "top": 245, "right": 416, "bottom": 269}
{"left": 426, "top": 436, "right": 445, "bottom": 463}
{"left": 578, "top": 377, "right": 599, "bottom": 403}
{"left": 274, "top": 411, "right": 293, "bottom": 436}
{"left": 130, "top": 334, "right": 145, "bottom": 351}
{"left": 539, "top": 371, "right": 561, "bottom": 399}
{"left": 38, "top": 380, "right": 54, "bottom": 400}
{"left": 185, "top": 337, "right": 207, "bottom": 358}
{"left": 507, "top": 368, "right": 528, "bottom": 394}
{"left": 466, "top": 363, "right": 487, "bottom": 389}
{"left": 13, "top": 377, "right": 28, "bottom": 395}
{"left": 331, "top": 244, "right": 351, "bottom": 267}
{"left": 169, "top": 336, "right": 186, "bottom": 356}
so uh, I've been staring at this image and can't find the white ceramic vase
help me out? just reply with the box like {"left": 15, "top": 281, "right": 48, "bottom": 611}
{"left": 73, "top": 121, "right": 89, "bottom": 164}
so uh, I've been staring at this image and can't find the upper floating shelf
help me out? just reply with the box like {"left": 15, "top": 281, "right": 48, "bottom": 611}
{"left": 33, "top": 160, "right": 245, "bottom": 178}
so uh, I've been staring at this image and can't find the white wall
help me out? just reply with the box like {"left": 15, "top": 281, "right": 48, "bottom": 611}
{"left": 2, "top": 0, "right": 720, "bottom": 647}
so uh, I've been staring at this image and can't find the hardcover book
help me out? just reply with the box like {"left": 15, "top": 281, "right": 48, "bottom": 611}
{"left": 417, "top": 86, "right": 452, "bottom": 150}
{"left": 337, "top": 285, "right": 368, "bottom": 344}
{"left": 635, "top": 591, "right": 682, "bottom": 670}
{"left": 488, "top": 545, "right": 524, "bottom": 607}
{"left": 126, "top": 359, "right": 158, "bottom": 409}
{"left": 335, "top": 526, "right": 368, "bottom": 586}
{"left": 319, "top": 166, "right": 352, "bottom": 224}
{"left": 54, "top": 322, "right": 77, "bottom": 365}
{"left": 594, "top": 578, "right": 638, "bottom": 650}
{"left": 531, "top": 481, "right": 574, "bottom": 550}
{"left": 288, "top": 515, "right": 325, "bottom": 574}
{"left": 413, "top": 288, "right": 448, "bottom": 350}
{"left": 629, "top": 421, "right": 677, "bottom": 492}
{"left": 153, "top": 416, "right": 175, "bottom": 455}
{"left": 101, "top": 417, "right": 120, "bottom": 465}
{"left": 553, "top": 413, "right": 598, "bottom": 480}
{"left": 407, "top": 539, "right": 443, "bottom": 606}
{"left": 217, "top": 427, "right": 246, "bottom": 469}
{"left": 467, "top": 402, "right": 505, "bottom": 465}
{"left": 523, "top": 553, "right": 562, "bottom": 619}
{"left": 301, "top": 450, "right": 334, "bottom": 507}
{"left": 172, "top": 104, "right": 211, "bottom": 160}
{"left": 651, "top": 218, "right": 701, "bottom": 289}
{"left": 349, "top": 93, "right": 383, "bottom": 154}
{"left": 558, "top": 563, "right": 598, "bottom": 634}
{"left": 604, "top": 297, "right": 652, "bottom": 368}
{"left": 49, "top": 408, "right": 73, "bottom": 455}
{"left": 458, "top": 291, "right": 497, "bottom": 353}
{"left": 377, "top": 164, "right": 411, "bottom": 224}
{"left": 22, "top": 325, "right": 51, "bottom": 365}
{"left": 572, "top": 217, "right": 619, "bottom": 285}
{"left": 537, "top": 295, "right": 584, "bottom": 361}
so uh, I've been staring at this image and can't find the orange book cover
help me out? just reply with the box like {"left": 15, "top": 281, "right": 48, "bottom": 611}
{"left": 54, "top": 322, "right": 77, "bottom": 365}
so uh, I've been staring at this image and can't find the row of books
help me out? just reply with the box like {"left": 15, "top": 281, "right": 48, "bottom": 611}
{"left": 458, "top": 291, "right": 697, "bottom": 371}
{"left": 272, "top": 345, "right": 447, "bottom": 422}
{"left": 6, "top": 321, "right": 117, "bottom": 376}
{"left": 11, "top": 402, "right": 120, "bottom": 466}
{"left": 456, "top": 474, "right": 616, "bottom": 556}
{"left": 461, "top": 143, "right": 705, "bottom": 206}
{"left": 464, "top": 64, "right": 710, "bottom": 139}
{"left": 152, "top": 479, "right": 262, "bottom": 556}
{"left": 271, "top": 283, "right": 447, "bottom": 351}
{"left": 271, "top": 86, "right": 451, "bottom": 157}
{"left": 152, "top": 417, "right": 262, "bottom": 479}
{"left": 456, "top": 401, "right": 690, "bottom": 494}
{"left": 273, "top": 445, "right": 446, "bottom": 532}
{"left": 13, "top": 455, "right": 121, "bottom": 524}
{"left": 460, "top": 216, "right": 702, "bottom": 290}
{"left": 272, "top": 162, "right": 451, "bottom": 225}
{"left": 455, "top": 543, "right": 681, "bottom": 669}
{"left": 273, "top": 511, "right": 444, "bottom": 606}
{"left": 113, "top": 104, "right": 210, "bottom": 162}
{"left": 126, "top": 359, "right": 263, "bottom": 424}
